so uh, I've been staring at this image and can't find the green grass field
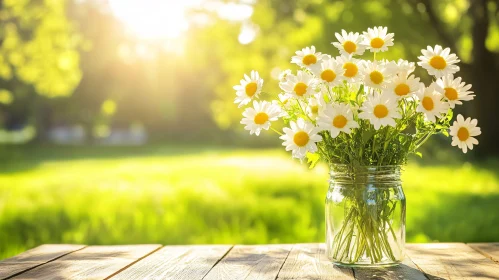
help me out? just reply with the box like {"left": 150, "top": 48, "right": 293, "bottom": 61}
{"left": 1, "top": 145, "right": 498, "bottom": 260}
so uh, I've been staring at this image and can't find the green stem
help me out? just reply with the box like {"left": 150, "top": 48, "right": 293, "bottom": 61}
{"left": 270, "top": 127, "right": 283, "bottom": 136}
{"left": 413, "top": 129, "right": 435, "bottom": 151}
{"left": 330, "top": 186, "right": 401, "bottom": 264}
{"left": 327, "top": 85, "right": 334, "bottom": 101}
{"left": 297, "top": 100, "right": 314, "bottom": 122}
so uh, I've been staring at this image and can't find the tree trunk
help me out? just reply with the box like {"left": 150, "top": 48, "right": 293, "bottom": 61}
{"left": 469, "top": 0, "right": 499, "bottom": 157}
{"left": 31, "top": 94, "right": 51, "bottom": 143}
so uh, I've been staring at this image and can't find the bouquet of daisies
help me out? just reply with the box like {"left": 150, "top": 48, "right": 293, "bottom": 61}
{"left": 234, "top": 26, "right": 481, "bottom": 167}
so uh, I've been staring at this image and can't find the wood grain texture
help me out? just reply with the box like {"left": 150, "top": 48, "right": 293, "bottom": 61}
{"left": 469, "top": 243, "right": 499, "bottom": 263}
{"left": 352, "top": 257, "right": 428, "bottom": 280}
{"left": 277, "top": 243, "right": 354, "bottom": 280}
{"left": 111, "top": 245, "right": 231, "bottom": 280}
{"left": 0, "top": 244, "right": 85, "bottom": 279}
{"left": 10, "top": 245, "right": 160, "bottom": 280}
{"left": 203, "top": 244, "right": 292, "bottom": 280}
{"left": 406, "top": 243, "right": 499, "bottom": 280}
{"left": 6, "top": 243, "right": 499, "bottom": 280}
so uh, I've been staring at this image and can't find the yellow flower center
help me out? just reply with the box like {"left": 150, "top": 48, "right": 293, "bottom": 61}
{"left": 311, "top": 105, "right": 319, "bottom": 115}
{"left": 245, "top": 82, "right": 258, "bottom": 97}
{"left": 333, "top": 115, "right": 348, "bottom": 128}
{"left": 373, "top": 104, "right": 388, "bottom": 118}
{"left": 445, "top": 87, "right": 458, "bottom": 100}
{"left": 429, "top": 56, "right": 446, "bottom": 70}
{"left": 370, "top": 37, "right": 384, "bottom": 49}
{"left": 293, "top": 131, "right": 309, "bottom": 147}
{"left": 321, "top": 69, "right": 337, "bottom": 82}
{"left": 293, "top": 82, "right": 308, "bottom": 96}
{"left": 302, "top": 54, "right": 317, "bottom": 66}
{"left": 457, "top": 127, "right": 469, "bottom": 141}
{"left": 254, "top": 112, "right": 269, "bottom": 125}
{"left": 343, "top": 62, "right": 358, "bottom": 78}
{"left": 394, "top": 83, "right": 410, "bottom": 96}
{"left": 369, "top": 71, "right": 384, "bottom": 85}
{"left": 422, "top": 96, "right": 434, "bottom": 111}
{"left": 343, "top": 41, "right": 357, "bottom": 54}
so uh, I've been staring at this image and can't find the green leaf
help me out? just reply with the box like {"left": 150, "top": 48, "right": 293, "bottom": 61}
{"left": 356, "top": 84, "right": 364, "bottom": 97}
{"left": 415, "top": 151, "right": 423, "bottom": 158}
{"left": 446, "top": 109, "right": 454, "bottom": 121}
{"left": 306, "top": 152, "right": 321, "bottom": 169}
{"left": 355, "top": 84, "right": 365, "bottom": 103}
{"left": 361, "top": 129, "right": 375, "bottom": 144}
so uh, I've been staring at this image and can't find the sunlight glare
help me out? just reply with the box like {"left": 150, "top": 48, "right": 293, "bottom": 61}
{"left": 217, "top": 3, "right": 253, "bottom": 21}
{"left": 238, "top": 22, "right": 258, "bottom": 45}
{"left": 108, "top": 0, "right": 198, "bottom": 40}
{"left": 109, "top": 0, "right": 256, "bottom": 47}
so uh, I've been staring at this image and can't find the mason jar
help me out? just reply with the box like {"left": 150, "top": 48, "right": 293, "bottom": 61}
{"left": 325, "top": 164, "right": 406, "bottom": 267}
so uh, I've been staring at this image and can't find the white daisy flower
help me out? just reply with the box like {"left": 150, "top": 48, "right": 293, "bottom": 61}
{"left": 436, "top": 74, "right": 475, "bottom": 109}
{"left": 394, "top": 59, "right": 416, "bottom": 76}
{"left": 233, "top": 70, "right": 263, "bottom": 108}
{"left": 318, "top": 103, "right": 359, "bottom": 138}
{"left": 291, "top": 46, "right": 324, "bottom": 71}
{"left": 304, "top": 93, "right": 326, "bottom": 119}
{"left": 385, "top": 74, "right": 421, "bottom": 99}
{"left": 449, "top": 114, "right": 481, "bottom": 153}
{"left": 416, "top": 83, "right": 449, "bottom": 122}
{"left": 332, "top": 30, "right": 366, "bottom": 56}
{"left": 417, "top": 45, "right": 460, "bottom": 78}
{"left": 362, "top": 26, "right": 394, "bottom": 53}
{"left": 337, "top": 55, "right": 362, "bottom": 83}
{"left": 240, "top": 100, "right": 281, "bottom": 136}
{"left": 280, "top": 118, "right": 322, "bottom": 159}
{"left": 359, "top": 93, "right": 401, "bottom": 130}
{"left": 279, "top": 71, "right": 317, "bottom": 99}
{"left": 279, "top": 69, "right": 293, "bottom": 82}
{"left": 362, "top": 60, "right": 395, "bottom": 89}
{"left": 311, "top": 57, "right": 345, "bottom": 87}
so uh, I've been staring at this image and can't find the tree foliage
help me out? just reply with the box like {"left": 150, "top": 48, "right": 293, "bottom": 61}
{"left": 0, "top": 0, "right": 83, "bottom": 98}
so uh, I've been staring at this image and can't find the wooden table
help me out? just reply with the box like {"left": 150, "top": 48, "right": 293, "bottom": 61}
{"left": 0, "top": 243, "right": 498, "bottom": 279}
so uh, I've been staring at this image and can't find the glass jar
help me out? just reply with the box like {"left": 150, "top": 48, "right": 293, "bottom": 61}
{"left": 325, "top": 164, "right": 406, "bottom": 267}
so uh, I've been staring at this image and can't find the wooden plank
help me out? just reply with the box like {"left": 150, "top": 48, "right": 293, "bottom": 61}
{"left": 110, "top": 245, "right": 231, "bottom": 280}
{"left": 469, "top": 243, "right": 499, "bottom": 263}
{"left": 0, "top": 244, "right": 85, "bottom": 279}
{"left": 203, "top": 244, "right": 292, "bottom": 280}
{"left": 277, "top": 243, "right": 354, "bottom": 280}
{"left": 10, "top": 245, "right": 161, "bottom": 280}
{"left": 352, "top": 257, "right": 428, "bottom": 280}
{"left": 0, "top": 263, "right": 38, "bottom": 280}
{"left": 406, "top": 243, "right": 499, "bottom": 280}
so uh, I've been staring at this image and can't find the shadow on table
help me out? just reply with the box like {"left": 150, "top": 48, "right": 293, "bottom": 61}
{"left": 353, "top": 263, "right": 445, "bottom": 280}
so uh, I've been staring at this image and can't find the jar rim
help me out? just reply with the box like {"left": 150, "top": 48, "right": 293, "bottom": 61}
{"left": 329, "top": 164, "right": 403, "bottom": 184}
{"left": 329, "top": 164, "right": 404, "bottom": 172}
{"left": 329, "top": 163, "right": 403, "bottom": 168}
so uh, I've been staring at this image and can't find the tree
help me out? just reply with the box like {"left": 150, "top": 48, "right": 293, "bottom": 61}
{"left": 0, "top": 0, "right": 83, "bottom": 139}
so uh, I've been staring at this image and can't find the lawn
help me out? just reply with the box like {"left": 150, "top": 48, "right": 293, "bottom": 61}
{"left": 1, "top": 145, "right": 498, "bottom": 260}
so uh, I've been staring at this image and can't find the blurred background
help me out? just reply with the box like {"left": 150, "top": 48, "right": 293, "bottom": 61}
{"left": 1, "top": 0, "right": 499, "bottom": 259}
